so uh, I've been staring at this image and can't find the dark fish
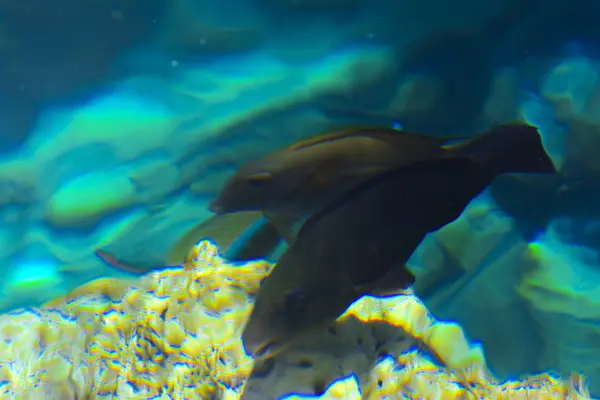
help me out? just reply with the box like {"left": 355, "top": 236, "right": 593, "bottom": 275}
{"left": 96, "top": 211, "right": 286, "bottom": 275}
{"left": 241, "top": 123, "right": 557, "bottom": 360}
{"left": 209, "top": 126, "right": 474, "bottom": 219}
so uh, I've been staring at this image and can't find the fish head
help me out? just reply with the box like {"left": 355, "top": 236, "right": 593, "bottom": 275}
{"left": 209, "top": 170, "right": 275, "bottom": 214}
{"left": 241, "top": 251, "right": 357, "bottom": 360}
{"left": 210, "top": 157, "right": 316, "bottom": 215}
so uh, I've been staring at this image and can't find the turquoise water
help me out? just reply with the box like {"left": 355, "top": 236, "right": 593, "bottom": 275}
{"left": 0, "top": 0, "right": 599, "bottom": 398}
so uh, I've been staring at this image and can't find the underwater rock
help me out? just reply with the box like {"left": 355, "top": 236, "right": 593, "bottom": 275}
{"left": 479, "top": 68, "right": 520, "bottom": 126}
{"left": 37, "top": 141, "right": 119, "bottom": 199}
{"left": 128, "top": 158, "right": 181, "bottom": 203}
{"left": 409, "top": 194, "right": 515, "bottom": 296}
{"left": 382, "top": 73, "right": 444, "bottom": 126}
{"left": 0, "top": 240, "right": 588, "bottom": 399}
{"left": 0, "top": 160, "right": 36, "bottom": 206}
{"left": 393, "top": 31, "right": 493, "bottom": 134}
{"left": 367, "top": 0, "right": 539, "bottom": 135}
{"left": 541, "top": 56, "right": 600, "bottom": 123}
{"left": 432, "top": 196, "right": 515, "bottom": 274}
{"left": 519, "top": 227, "right": 600, "bottom": 395}
{"left": 243, "top": 317, "right": 414, "bottom": 398}
{"left": 45, "top": 171, "right": 137, "bottom": 228}
{"left": 31, "top": 89, "right": 178, "bottom": 167}
{"left": 539, "top": 56, "right": 600, "bottom": 179}
{"left": 520, "top": 92, "right": 567, "bottom": 172}
{"left": 167, "top": 45, "right": 394, "bottom": 154}
{"left": 564, "top": 118, "right": 600, "bottom": 179}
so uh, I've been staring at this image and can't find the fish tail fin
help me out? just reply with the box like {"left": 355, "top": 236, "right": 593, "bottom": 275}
{"left": 447, "top": 122, "right": 557, "bottom": 175}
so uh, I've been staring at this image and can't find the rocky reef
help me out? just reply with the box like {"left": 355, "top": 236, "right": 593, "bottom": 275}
{"left": 0, "top": 241, "right": 591, "bottom": 399}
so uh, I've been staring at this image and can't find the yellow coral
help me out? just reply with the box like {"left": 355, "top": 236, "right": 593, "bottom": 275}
{"left": 0, "top": 240, "right": 593, "bottom": 399}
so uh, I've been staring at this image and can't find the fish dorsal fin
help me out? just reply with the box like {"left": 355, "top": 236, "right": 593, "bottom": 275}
{"left": 292, "top": 130, "right": 474, "bottom": 193}
{"left": 291, "top": 126, "right": 473, "bottom": 156}
{"left": 289, "top": 126, "right": 397, "bottom": 152}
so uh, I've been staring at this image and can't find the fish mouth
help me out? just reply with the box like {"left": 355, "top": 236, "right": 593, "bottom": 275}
{"left": 246, "top": 339, "right": 283, "bottom": 361}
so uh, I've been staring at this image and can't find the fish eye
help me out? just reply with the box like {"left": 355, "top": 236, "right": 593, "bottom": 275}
{"left": 284, "top": 289, "right": 308, "bottom": 312}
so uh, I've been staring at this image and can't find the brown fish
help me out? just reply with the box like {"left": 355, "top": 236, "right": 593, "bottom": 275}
{"left": 208, "top": 126, "right": 472, "bottom": 219}
{"left": 241, "top": 123, "right": 557, "bottom": 360}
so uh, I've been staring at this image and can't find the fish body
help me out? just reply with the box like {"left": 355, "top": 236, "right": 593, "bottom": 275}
{"left": 209, "top": 126, "right": 470, "bottom": 217}
{"left": 241, "top": 123, "right": 557, "bottom": 359}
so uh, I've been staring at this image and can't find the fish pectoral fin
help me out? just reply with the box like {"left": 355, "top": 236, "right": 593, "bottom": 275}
{"left": 356, "top": 265, "right": 415, "bottom": 297}
{"left": 166, "top": 211, "right": 264, "bottom": 265}
{"left": 263, "top": 211, "right": 306, "bottom": 244}
{"left": 224, "top": 216, "right": 284, "bottom": 262}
